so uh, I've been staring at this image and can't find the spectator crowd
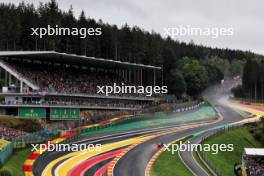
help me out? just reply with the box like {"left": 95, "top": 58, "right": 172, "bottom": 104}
{"left": 245, "top": 156, "right": 264, "bottom": 176}
{"left": 0, "top": 126, "right": 27, "bottom": 141}
{"left": 1, "top": 60, "right": 153, "bottom": 110}
{"left": 8, "top": 61, "right": 143, "bottom": 97}
{"left": 3, "top": 96, "right": 147, "bottom": 109}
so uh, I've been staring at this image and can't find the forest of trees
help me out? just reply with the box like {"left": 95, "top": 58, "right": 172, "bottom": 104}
{"left": 0, "top": 0, "right": 262, "bottom": 98}
{"left": 232, "top": 59, "right": 264, "bottom": 101}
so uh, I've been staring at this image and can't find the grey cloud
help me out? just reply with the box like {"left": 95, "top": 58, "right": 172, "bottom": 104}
{"left": 2, "top": 0, "right": 264, "bottom": 54}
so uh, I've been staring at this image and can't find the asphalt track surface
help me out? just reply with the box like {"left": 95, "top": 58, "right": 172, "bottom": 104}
{"left": 178, "top": 104, "right": 246, "bottom": 176}
{"left": 33, "top": 107, "right": 216, "bottom": 176}
{"left": 113, "top": 96, "right": 248, "bottom": 176}
{"left": 178, "top": 98, "right": 264, "bottom": 176}
{"left": 33, "top": 95, "right": 247, "bottom": 176}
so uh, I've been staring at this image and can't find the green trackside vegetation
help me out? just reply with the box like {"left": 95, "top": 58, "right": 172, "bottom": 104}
{"left": 0, "top": 148, "right": 32, "bottom": 176}
{"left": 203, "top": 126, "right": 262, "bottom": 176}
{"left": 151, "top": 138, "right": 192, "bottom": 176}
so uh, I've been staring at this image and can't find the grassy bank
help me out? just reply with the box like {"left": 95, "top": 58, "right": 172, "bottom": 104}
{"left": 203, "top": 126, "right": 262, "bottom": 176}
{"left": 151, "top": 139, "right": 192, "bottom": 176}
{"left": 0, "top": 148, "right": 32, "bottom": 176}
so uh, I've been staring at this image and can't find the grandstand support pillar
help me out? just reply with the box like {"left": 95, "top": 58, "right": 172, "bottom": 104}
{"left": 122, "top": 69, "right": 124, "bottom": 81}
{"left": 153, "top": 70, "right": 156, "bottom": 86}
{"left": 129, "top": 70, "right": 131, "bottom": 82}
{"left": 136, "top": 69, "right": 138, "bottom": 85}
{"left": 136, "top": 69, "right": 139, "bottom": 85}
{"left": 125, "top": 70, "right": 127, "bottom": 82}
{"left": 4, "top": 70, "right": 7, "bottom": 86}
{"left": 134, "top": 69, "right": 136, "bottom": 84}
{"left": 20, "top": 81, "right": 23, "bottom": 93}
{"left": 141, "top": 69, "right": 142, "bottom": 86}
{"left": 162, "top": 65, "right": 164, "bottom": 86}
{"left": 8, "top": 73, "right": 11, "bottom": 86}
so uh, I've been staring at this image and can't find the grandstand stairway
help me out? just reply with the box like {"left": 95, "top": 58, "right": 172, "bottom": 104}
{"left": 0, "top": 60, "right": 39, "bottom": 91}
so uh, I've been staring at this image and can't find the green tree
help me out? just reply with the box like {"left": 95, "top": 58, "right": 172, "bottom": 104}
{"left": 182, "top": 60, "right": 208, "bottom": 96}
{"left": 242, "top": 60, "right": 259, "bottom": 100}
{"left": 166, "top": 70, "right": 186, "bottom": 97}
{"left": 204, "top": 64, "right": 224, "bottom": 84}
{"left": 229, "top": 59, "right": 245, "bottom": 77}
{"left": 259, "top": 61, "right": 264, "bottom": 100}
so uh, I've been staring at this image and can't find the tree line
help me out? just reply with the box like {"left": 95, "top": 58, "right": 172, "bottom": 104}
{"left": 0, "top": 0, "right": 261, "bottom": 98}
{"left": 232, "top": 59, "right": 264, "bottom": 101}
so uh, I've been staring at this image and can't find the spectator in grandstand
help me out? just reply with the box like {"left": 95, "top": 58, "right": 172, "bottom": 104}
{"left": 245, "top": 156, "right": 264, "bottom": 176}
{"left": 8, "top": 94, "right": 147, "bottom": 109}
{"left": 7, "top": 61, "right": 145, "bottom": 97}
{"left": 0, "top": 127, "right": 27, "bottom": 141}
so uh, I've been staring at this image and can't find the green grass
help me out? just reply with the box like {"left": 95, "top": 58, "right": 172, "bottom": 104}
{"left": 203, "top": 127, "right": 262, "bottom": 176}
{"left": 0, "top": 148, "right": 32, "bottom": 176}
{"left": 151, "top": 139, "right": 192, "bottom": 176}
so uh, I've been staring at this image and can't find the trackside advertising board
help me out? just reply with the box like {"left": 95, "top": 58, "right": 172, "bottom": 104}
{"left": 18, "top": 107, "right": 46, "bottom": 118}
{"left": 50, "top": 108, "right": 80, "bottom": 120}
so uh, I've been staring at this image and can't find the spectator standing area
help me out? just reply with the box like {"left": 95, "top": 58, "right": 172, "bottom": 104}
{"left": 0, "top": 51, "right": 161, "bottom": 121}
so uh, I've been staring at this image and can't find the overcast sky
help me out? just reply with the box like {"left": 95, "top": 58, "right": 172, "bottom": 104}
{"left": 3, "top": 0, "right": 264, "bottom": 55}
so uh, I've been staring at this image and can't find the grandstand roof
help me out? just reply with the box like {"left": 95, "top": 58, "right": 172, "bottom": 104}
{"left": 244, "top": 148, "right": 264, "bottom": 156}
{"left": 0, "top": 51, "right": 161, "bottom": 70}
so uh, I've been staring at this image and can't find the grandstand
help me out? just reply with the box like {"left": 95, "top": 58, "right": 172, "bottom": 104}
{"left": 242, "top": 148, "right": 264, "bottom": 176}
{"left": 0, "top": 51, "right": 161, "bottom": 121}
